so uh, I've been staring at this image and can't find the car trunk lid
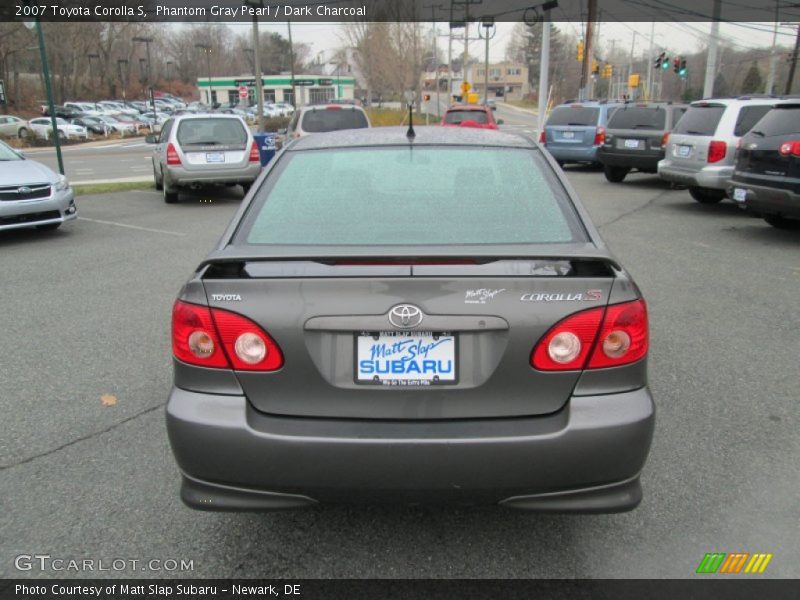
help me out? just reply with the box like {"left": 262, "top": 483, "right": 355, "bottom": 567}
{"left": 198, "top": 258, "right": 618, "bottom": 420}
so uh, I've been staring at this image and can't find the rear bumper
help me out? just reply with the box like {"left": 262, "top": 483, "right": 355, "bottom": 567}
{"left": 598, "top": 148, "right": 663, "bottom": 171}
{"left": 544, "top": 144, "right": 600, "bottom": 163}
{"left": 164, "top": 163, "right": 261, "bottom": 186}
{"left": 728, "top": 179, "right": 800, "bottom": 218}
{"left": 0, "top": 189, "right": 77, "bottom": 231}
{"left": 166, "top": 386, "right": 655, "bottom": 512}
{"left": 657, "top": 160, "right": 733, "bottom": 190}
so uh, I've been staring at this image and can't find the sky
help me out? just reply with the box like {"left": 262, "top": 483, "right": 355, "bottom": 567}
{"left": 220, "top": 21, "right": 797, "bottom": 66}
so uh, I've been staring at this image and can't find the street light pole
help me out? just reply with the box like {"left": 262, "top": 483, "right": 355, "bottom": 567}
{"left": 28, "top": 19, "right": 63, "bottom": 174}
{"left": 287, "top": 21, "right": 297, "bottom": 108}
{"left": 245, "top": 0, "right": 265, "bottom": 132}
{"left": 479, "top": 18, "right": 495, "bottom": 107}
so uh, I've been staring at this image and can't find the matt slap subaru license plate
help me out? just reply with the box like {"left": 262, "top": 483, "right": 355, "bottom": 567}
{"left": 206, "top": 152, "right": 225, "bottom": 163}
{"left": 355, "top": 331, "right": 457, "bottom": 386}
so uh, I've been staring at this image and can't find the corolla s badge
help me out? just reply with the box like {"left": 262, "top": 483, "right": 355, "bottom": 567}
{"left": 389, "top": 304, "right": 424, "bottom": 328}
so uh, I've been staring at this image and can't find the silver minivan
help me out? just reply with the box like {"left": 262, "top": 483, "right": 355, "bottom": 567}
{"left": 148, "top": 114, "right": 261, "bottom": 203}
{"left": 658, "top": 97, "right": 787, "bottom": 204}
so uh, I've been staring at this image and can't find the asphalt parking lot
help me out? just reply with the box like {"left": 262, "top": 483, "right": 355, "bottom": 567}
{"left": 2, "top": 171, "right": 798, "bottom": 579}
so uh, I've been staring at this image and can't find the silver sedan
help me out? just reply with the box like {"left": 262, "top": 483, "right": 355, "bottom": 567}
{"left": 0, "top": 141, "right": 76, "bottom": 232}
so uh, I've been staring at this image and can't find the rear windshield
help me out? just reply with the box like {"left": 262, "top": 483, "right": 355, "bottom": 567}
{"left": 748, "top": 106, "right": 800, "bottom": 136}
{"left": 546, "top": 106, "right": 600, "bottom": 127}
{"left": 176, "top": 118, "right": 247, "bottom": 146}
{"left": 445, "top": 110, "right": 489, "bottom": 124}
{"left": 672, "top": 105, "right": 725, "bottom": 136}
{"left": 608, "top": 107, "right": 666, "bottom": 130}
{"left": 733, "top": 105, "right": 774, "bottom": 137}
{"left": 301, "top": 108, "right": 368, "bottom": 133}
{"left": 240, "top": 147, "right": 585, "bottom": 246}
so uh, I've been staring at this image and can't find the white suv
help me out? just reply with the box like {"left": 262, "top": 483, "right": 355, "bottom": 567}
{"left": 658, "top": 97, "right": 790, "bottom": 204}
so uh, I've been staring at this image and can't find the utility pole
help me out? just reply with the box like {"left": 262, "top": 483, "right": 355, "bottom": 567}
{"left": 786, "top": 24, "right": 800, "bottom": 95}
{"left": 766, "top": 1, "right": 780, "bottom": 94}
{"left": 195, "top": 43, "right": 213, "bottom": 106}
{"left": 608, "top": 38, "right": 617, "bottom": 101}
{"left": 251, "top": 9, "right": 265, "bottom": 132}
{"left": 287, "top": 21, "right": 297, "bottom": 107}
{"left": 628, "top": 31, "right": 637, "bottom": 100}
{"left": 537, "top": 7, "right": 552, "bottom": 135}
{"left": 579, "top": 0, "right": 597, "bottom": 100}
{"left": 646, "top": 22, "right": 655, "bottom": 101}
{"left": 703, "top": 0, "right": 721, "bottom": 99}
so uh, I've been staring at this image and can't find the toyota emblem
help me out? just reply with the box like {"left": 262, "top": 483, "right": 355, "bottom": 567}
{"left": 17, "top": 186, "right": 32, "bottom": 194}
{"left": 388, "top": 304, "right": 424, "bottom": 329}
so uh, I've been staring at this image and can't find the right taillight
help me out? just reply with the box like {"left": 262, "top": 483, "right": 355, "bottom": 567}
{"left": 707, "top": 140, "right": 726, "bottom": 163}
{"left": 538, "top": 130, "right": 546, "bottom": 143}
{"left": 172, "top": 300, "right": 283, "bottom": 371}
{"left": 661, "top": 132, "right": 670, "bottom": 148}
{"left": 779, "top": 140, "right": 800, "bottom": 157}
{"left": 166, "top": 142, "right": 181, "bottom": 166}
{"left": 530, "top": 299, "right": 648, "bottom": 371}
{"left": 248, "top": 141, "right": 260, "bottom": 162}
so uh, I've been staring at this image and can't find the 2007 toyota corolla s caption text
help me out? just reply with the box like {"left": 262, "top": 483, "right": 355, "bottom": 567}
{"left": 166, "top": 126, "right": 655, "bottom": 513}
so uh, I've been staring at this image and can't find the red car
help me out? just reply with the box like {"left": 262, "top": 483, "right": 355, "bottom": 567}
{"left": 440, "top": 104, "right": 500, "bottom": 130}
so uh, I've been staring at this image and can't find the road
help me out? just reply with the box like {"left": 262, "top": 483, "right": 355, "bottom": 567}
{"left": 2, "top": 131, "right": 798, "bottom": 579}
{"left": 24, "top": 140, "right": 155, "bottom": 184}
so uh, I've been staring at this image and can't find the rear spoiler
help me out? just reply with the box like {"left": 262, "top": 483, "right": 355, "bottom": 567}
{"left": 200, "top": 256, "right": 619, "bottom": 280}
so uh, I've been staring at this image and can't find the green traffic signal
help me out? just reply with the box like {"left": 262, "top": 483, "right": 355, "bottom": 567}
{"left": 661, "top": 60, "right": 669, "bottom": 70}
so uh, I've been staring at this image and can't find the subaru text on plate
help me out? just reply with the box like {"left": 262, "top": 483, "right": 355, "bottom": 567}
{"left": 166, "top": 127, "right": 655, "bottom": 512}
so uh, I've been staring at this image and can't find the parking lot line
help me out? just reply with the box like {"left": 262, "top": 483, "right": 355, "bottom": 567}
{"left": 78, "top": 217, "right": 186, "bottom": 236}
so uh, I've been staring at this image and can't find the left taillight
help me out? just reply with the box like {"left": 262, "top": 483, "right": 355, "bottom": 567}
{"left": 249, "top": 141, "right": 260, "bottom": 162}
{"left": 661, "top": 132, "right": 670, "bottom": 148}
{"left": 530, "top": 299, "right": 648, "bottom": 371}
{"left": 779, "top": 140, "right": 800, "bottom": 157}
{"left": 538, "top": 130, "right": 546, "bottom": 143}
{"left": 172, "top": 300, "right": 284, "bottom": 371}
{"left": 166, "top": 142, "right": 181, "bottom": 166}
{"left": 594, "top": 126, "right": 606, "bottom": 146}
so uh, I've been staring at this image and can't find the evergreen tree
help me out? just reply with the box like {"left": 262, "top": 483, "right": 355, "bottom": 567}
{"left": 740, "top": 61, "right": 763, "bottom": 94}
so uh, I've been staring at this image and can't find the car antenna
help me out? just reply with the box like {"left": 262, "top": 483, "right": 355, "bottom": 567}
{"left": 405, "top": 91, "right": 415, "bottom": 141}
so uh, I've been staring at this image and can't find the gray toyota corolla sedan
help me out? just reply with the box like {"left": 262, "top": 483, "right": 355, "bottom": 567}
{"left": 167, "top": 127, "right": 654, "bottom": 513}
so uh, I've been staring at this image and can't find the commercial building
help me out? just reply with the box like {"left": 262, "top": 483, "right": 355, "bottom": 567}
{"left": 464, "top": 62, "right": 530, "bottom": 101}
{"left": 196, "top": 74, "right": 355, "bottom": 106}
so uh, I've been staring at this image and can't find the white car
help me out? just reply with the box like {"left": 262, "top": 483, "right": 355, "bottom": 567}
{"left": 28, "top": 117, "right": 89, "bottom": 140}
{"left": 97, "top": 101, "right": 139, "bottom": 117}
{"left": 0, "top": 115, "right": 32, "bottom": 139}
{"left": 274, "top": 102, "right": 295, "bottom": 116}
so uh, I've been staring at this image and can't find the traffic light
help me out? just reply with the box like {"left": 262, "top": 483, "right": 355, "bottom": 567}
{"left": 577, "top": 41, "right": 584, "bottom": 61}
{"left": 655, "top": 52, "right": 666, "bottom": 69}
{"left": 679, "top": 59, "right": 688, "bottom": 78}
{"left": 592, "top": 60, "right": 600, "bottom": 75}
{"left": 673, "top": 57, "right": 681, "bottom": 74}
{"left": 602, "top": 64, "right": 613, "bottom": 79}
{"left": 661, "top": 54, "right": 670, "bottom": 70}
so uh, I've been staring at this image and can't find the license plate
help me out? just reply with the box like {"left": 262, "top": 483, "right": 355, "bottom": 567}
{"left": 206, "top": 152, "right": 225, "bottom": 163}
{"left": 355, "top": 331, "right": 456, "bottom": 386}
{"left": 561, "top": 131, "right": 575, "bottom": 139}
{"left": 677, "top": 145, "right": 691, "bottom": 157}
{"left": 624, "top": 139, "right": 641, "bottom": 149}
{"left": 733, "top": 187, "right": 747, "bottom": 202}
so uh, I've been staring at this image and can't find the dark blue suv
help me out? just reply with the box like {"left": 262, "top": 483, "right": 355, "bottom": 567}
{"left": 540, "top": 101, "right": 623, "bottom": 165}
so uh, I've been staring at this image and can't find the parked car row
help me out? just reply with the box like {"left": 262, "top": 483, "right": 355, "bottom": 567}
{"left": 540, "top": 96, "right": 800, "bottom": 230}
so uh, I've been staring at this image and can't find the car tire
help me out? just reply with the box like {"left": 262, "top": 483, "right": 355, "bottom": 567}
{"left": 18, "top": 127, "right": 29, "bottom": 139}
{"left": 763, "top": 215, "right": 800, "bottom": 230}
{"left": 36, "top": 222, "right": 61, "bottom": 231}
{"left": 688, "top": 187, "right": 725, "bottom": 204}
{"left": 163, "top": 179, "right": 179, "bottom": 204}
{"left": 154, "top": 164, "right": 163, "bottom": 191}
{"left": 604, "top": 166, "right": 629, "bottom": 183}
{"left": 241, "top": 183, "right": 252, "bottom": 196}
